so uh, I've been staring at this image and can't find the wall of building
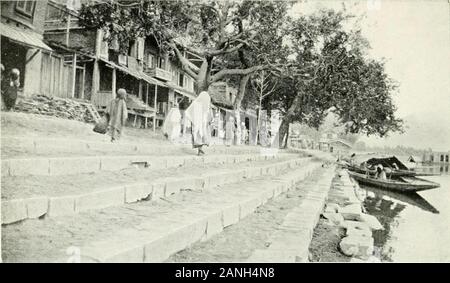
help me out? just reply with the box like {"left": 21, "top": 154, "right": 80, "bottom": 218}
{"left": 423, "top": 151, "right": 450, "bottom": 163}
{"left": 22, "top": 49, "right": 42, "bottom": 96}
{"left": 1, "top": 0, "right": 48, "bottom": 34}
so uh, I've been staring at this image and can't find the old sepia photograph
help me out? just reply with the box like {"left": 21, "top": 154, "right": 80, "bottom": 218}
{"left": 0, "top": 0, "right": 449, "bottom": 266}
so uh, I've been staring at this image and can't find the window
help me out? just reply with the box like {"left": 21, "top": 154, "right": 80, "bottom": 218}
{"left": 136, "top": 38, "right": 144, "bottom": 61}
{"left": 157, "top": 57, "right": 165, "bottom": 70}
{"left": 15, "top": 1, "right": 36, "bottom": 17}
{"left": 127, "top": 40, "right": 136, "bottom": 57}
{"left": 147, "top": 54, "right": 155, "bottom": 68}
{"left": 179, "top": 73, "right": 184, "bottom": 87}
{"left": 446, "top": 155, "right": 449, "bottom": 162}
{"left": 441, "top": 155, "right": 445, "bottom": 162}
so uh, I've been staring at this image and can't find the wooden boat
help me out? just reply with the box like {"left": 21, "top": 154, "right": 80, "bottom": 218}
{"left": 345, "top": 164, "right": 417, "bottom": 177}
{"left": 348, "top": 171, "right": 440, "bottom": 193}
{"left": 344, "top": 155, "right": 441, "bottom": 178}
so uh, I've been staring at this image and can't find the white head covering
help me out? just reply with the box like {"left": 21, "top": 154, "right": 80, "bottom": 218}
{"left": 185, "top": 91, "right": 212, "bottom": 137}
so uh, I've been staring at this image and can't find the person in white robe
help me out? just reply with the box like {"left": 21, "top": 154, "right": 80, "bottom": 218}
{"left": 162, "top": 105, "right": 182, "bottom": 143}
{"left": 185, "top": 91, "right": 214, "bottom": 155}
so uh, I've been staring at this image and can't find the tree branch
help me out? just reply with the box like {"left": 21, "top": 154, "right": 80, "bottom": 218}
{"left": 169, "top": 42, "right": 199, "bottom": 80}
{"left": 210, "top": 64, "right": 270, "bottom": 83}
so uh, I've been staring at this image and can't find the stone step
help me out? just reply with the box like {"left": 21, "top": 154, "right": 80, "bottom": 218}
{"left": 1, "top": 162, "right": 322, "bottom": 263}
{"left": 1, "top": 149, "right": 297, "bottom": 177}
{"left": 247, "top": 167, "right": 335, "bottom": 263}
{"left": 1, "top": 156, "right": 313, "bottom": 224}
{"left": 1, "top": 136, "right": 265, "bottom": 159}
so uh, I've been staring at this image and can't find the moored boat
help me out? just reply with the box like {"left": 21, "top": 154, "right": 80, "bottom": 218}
{"left": 345, "top": 164, "right": 417, "bottom": 177}
{"left": 348, "top": 171, "right": 440, "bottom": 193}
{"left": 344, "top": 155, "right": 441, "bottom": 178}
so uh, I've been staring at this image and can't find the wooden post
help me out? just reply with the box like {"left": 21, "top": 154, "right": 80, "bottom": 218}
{"left": 66, "top": 14, "right": 71, "bottom": 47}
{"left": 71, "top": 53, "right": 77, "bottom": 98}
{"left": 146, "top": 83, "right": 149, "bottom": 104}
{"left": 153, "top": 84, "right": 158, "bottom": 132}
{"left": 59, "top": 58, "right": 63, "bottom": 97}
{"left": 91, "top": 59, "right": 99, "bottom": 103}
{"left": 112, "top": 68, "right": 116, "bottom": 98}
{"left": 49, "top": 55, "right": 54, "bottom": 96}
{"left": 145, "top": 83, "right": 149, "bottom": 129}
{"left": 138, "top": 80, "right": 143, "bottom": 100}
{"left": 81, "top": 63, "right": 86, "bottom": 100}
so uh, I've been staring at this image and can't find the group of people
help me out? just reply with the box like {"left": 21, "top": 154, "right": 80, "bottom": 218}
{"left": 1, "top": 63, "right": 21, "bottom": 111}
{"left": 225, "top": 116, "right": 249, "bottom": 147}
{"left": 105, "top": 90, "right": 216, "bottom": 155}
{"left": 162, "top": 91, "right": 249, "bottom": 155}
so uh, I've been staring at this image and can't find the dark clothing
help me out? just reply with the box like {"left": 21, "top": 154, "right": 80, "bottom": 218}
{"left": 1, "top": 80, "right": 18, "bottom": 110}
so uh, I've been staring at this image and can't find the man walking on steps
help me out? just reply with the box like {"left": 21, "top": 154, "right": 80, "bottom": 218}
{"left": 106, "top": 88, "right": 128, "bottom": 142}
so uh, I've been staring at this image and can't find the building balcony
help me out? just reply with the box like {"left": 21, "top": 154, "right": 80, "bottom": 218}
{"left": 144, "top": 66, "right": 173, "bottom": 81}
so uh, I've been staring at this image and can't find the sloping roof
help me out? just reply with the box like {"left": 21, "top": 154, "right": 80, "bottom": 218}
{"left": 100, "top": 58, "right": 143, "bottom": 80}
{"left": 408, "top": 155, "right": 422, "bottom": 163}
{"left": 166, "top": 82, "right": 197, "bottom": 100}
{"left": 328, "top": 139, "right": 352, "bottom": 148}
{"left": 210, "top": 91, "right": 233, "bottom": 109}
{"left": 126, "top": 95, "right": 154, "bottom": 112}
{"left": 140, "top": 71, "right": 168, "bottom": 88}
{"left": 208, "top": 83, "right": 234, "bottom": 109}
{"left": 1, "top": 22, "right": 52, "bottom": 51}
{"left": 365, "top": 156, "right": 409, "bottom": 170}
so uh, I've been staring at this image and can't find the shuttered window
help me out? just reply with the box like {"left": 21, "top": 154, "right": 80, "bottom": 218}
{"left": 15, "top": 1, "right": 36, "bottom": 17}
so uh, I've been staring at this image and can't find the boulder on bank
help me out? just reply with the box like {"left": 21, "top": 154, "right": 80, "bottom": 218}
{"left": 359, "top": 213, "right": 384, "bottom": 230}
{"left": 324, "top": 203, "right": 341, "bottom": 213}
{"left": 346, "top": 226, "right": 372, "bottom": 237}
{"left": 339, "top": 235, "right": 374, "bottom": 259}
{"left": 340, "top": 203, "right": 362, "bottom": 220}
{"left": 322, "top": 212, "right": 345, "bottom": 226}
{"left": 344, "top": 220, "right": 371, "bottom": 231}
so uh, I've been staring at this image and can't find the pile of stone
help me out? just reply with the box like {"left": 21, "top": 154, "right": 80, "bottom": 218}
{"left": 15, "top": 95, "right": 98, "bottom": 123}
{"left": 321, "top": 169, "right": 384, "bottom": 262}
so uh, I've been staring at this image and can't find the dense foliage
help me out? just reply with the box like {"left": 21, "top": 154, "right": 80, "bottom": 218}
{"left": 79, "top": 1, "right": 403, "bottom": 146}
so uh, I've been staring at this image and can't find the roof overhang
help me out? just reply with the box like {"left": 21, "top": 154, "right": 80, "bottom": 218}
{"left": 1, "top": 22, "right": 53, "bottom": 52}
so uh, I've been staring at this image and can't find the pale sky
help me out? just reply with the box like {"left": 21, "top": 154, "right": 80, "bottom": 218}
{"left": 290, "top": 0, "right": 450, "bottom": 151}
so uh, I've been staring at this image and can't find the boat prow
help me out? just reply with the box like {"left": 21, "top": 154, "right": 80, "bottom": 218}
{"left": 348, "top": 171, "right": 440, "bottom": 193}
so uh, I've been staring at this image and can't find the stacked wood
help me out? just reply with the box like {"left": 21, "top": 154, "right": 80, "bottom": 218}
{"left": 14, "top": 95, "right": 99, "bottom": 123}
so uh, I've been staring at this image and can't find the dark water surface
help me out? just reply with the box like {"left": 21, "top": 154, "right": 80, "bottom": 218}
{"left": 356, "top": 165, "right": 450, "bottom": 262}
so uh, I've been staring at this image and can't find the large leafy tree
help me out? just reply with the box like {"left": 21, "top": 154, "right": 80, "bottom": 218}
{"left": 79, "top": 0, "right": 293, "bottom": 145}
{"left": 79, "top": 0, "right": 291, "bottom": 95}
{"left": 265, "top": 9, "right": 403, "bottom": 147}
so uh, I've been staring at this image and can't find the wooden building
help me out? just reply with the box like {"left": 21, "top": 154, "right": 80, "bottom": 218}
{"left": 422, "top": 150, "right": 450, "bottom": 164}
{"left": 42, "top": 0, "right": 198, "bottom": 130}
{"left": 1, "top": 0, "right": 53, "bottom": 97}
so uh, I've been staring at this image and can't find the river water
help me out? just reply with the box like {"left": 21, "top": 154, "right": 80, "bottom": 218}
{"left": 356, "top": 165, "right": 450, "bottom": 262}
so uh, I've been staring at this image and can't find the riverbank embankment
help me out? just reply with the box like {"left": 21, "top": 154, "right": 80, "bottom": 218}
{"left": 309, "top": 168, "right": 384, "bottom": 262}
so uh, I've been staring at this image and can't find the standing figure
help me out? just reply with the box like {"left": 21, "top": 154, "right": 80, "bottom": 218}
{"left": 241, "top": 122, "right": 248, "bottom": 145}
{"left": 162, "top": 104, "right": 182, "bottom": 143}
{"left": 225, "top": 116, "right": 235, "bottom": 147}
{"left": 1, "top": 68, "right": 21, "bottom": 111}
{"left": 185, "top": 91, "right": 213, "bottom": 155}
{"left": 106, "top": 88, "right": 128, "bottom": 142}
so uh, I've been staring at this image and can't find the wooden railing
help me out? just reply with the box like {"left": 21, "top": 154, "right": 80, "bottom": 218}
{"left": 144, "top": 67, "right": 172, "bottom": 81}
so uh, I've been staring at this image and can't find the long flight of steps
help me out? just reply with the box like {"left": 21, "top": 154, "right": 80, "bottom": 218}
{"left": 1, "top": 114, "right": 331, "bottom": 263}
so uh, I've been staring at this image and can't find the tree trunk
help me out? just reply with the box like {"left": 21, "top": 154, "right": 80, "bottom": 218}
{"left": 197, "top": 58, "right": 212, "bottom": 92}
{"left": 255, "top": 95, "right": 262, "bottom": 146}
{"left": 278, "top": 118, "right": 290, "bottom": 149}
{"left": 233, "top": 74, "right": 250, "bottom": 146}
